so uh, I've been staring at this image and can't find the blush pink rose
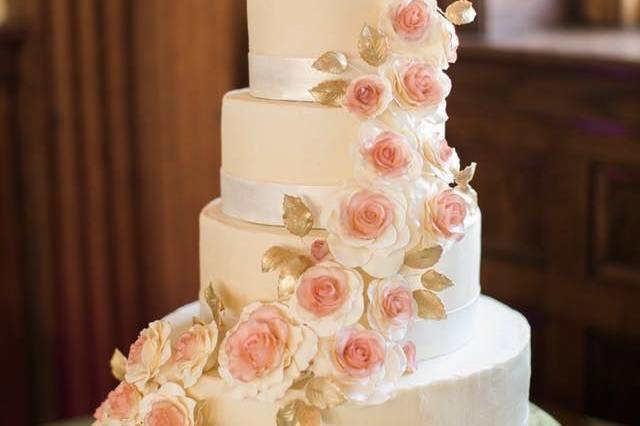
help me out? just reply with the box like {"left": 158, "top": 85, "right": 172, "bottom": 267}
{"left": 310, "top": 239, "right": 330, "bottom": 262}
{"left": 396, "top": 62, "right": 445, "bottom": 108}
{"left": 144, "top": 401, "right": 185, "bottom": 426}
{"left": 341, "top": 190, "right": 395, "bottom": 240}
{"left": 438, "top": 139, "right": 454, "bottom": 163}
{"left": 128, "top": 334, "right": 147, "bottom": 365}
{"left": 343, "top": 76, "right": 392, "bottom": 119}
{"left": 432, "top": 189, "right": 467, "bottom": 240}
{"left": 381, "top": 285, "right": 414, "bottom": 325}
{"left": 362, "top": 131, "right": 411, "bottom": 177}
{"left": 94, "top": 382, "right": 141, "bottom": 424}
{"left": 297, "top": 265, "right": 349, "bottom": 317}
{"left": 334, "top": 328, "right": 386, "bottom": 379}
{"left": 390, "top": 0, "right": 431, "bottom": 42}
{"left": 224, "top": 305, "right": 288, "bottom": 383}
{"left": 403, "top": 341, "right": 418, "bottom": 373}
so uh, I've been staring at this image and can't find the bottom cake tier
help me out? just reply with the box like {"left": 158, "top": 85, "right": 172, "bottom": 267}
{"left": 164, "top": 296, "right": 531, "bottom": 426}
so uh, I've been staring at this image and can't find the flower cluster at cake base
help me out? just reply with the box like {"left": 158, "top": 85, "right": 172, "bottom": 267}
{"left": 95, "top": 1, "right": 479, "bottom": 425}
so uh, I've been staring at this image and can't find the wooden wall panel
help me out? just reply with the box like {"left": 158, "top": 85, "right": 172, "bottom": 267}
{"left": 10, "top": 0, "right": 248, "bottom": 422}
{"left": 449, "top": 43, "right": 640, "bottom": 424}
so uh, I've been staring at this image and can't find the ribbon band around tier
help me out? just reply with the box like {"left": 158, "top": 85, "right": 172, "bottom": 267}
{"left": 220, "top": 171, "right": 340, "bottom": 228}
{"left": 249, "top": 53, "right": 366, "bottom": 102}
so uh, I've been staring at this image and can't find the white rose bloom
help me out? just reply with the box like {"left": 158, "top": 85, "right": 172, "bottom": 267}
{"left": 218, "top": 303, "right": 318, "bottom": 402}
{"left": 327, "top": 185, "right": 413, "bottom": 278}
{"left": 367, "top": 276, "right": 418, "bottom": 341}
{"left": 312, "top": 325, "right": 407, "bottom": 405}
{"left": 125, "top": 320, "right": 172, "bottom": 393}
{"left": 289, "top": 262, "right": 364, "bottom": 337}
{"left": 138, "top": 382, "right": 196, "bottom": 426}
{"left": 161, "top": 322, "right": 219, "bottom": 388}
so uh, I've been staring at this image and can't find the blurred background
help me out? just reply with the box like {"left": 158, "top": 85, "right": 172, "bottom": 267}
{"left": 0, "top": 0, "right": 638, "bottom": 425}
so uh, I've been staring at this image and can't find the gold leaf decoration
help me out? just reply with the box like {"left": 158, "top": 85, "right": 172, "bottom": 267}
{"left": 310, "top": 79, "right": 349, "bottom": 107}
{"left": 192, "top": 316, "right": 206, "bottom": 326}
{"left": 291, "top": 370, "right": 314, "bottom": 390}
{"left": 276, "top": 401, "right": 298, "bottom": 426}
{"left": 283, "top": 195, "right": 314, "bottom": 237}
{"left": 262, "top": 246, "right": 313, "bottom": 301}
{"left": 413, "top": 289, "right": 447, "bottom": 320}
{"left": 306, "top": 377, "right": 347, "bottom": 410}
{"left": 110, "top": 348, "right": 127, "bottom": 381}
{"left": 194, "top": 400, "right": 209, "bottom": 426}
{"left": 358, "top": 24, "right": 390, "bottom": 67}
{"left": 204, "top": 282, "right": 224, "bottom": 329}
{"left": 313, "top": 51, "right": 349, "bottom": 74}
{"left": 445, "top": 0, "right": 477, "bottom": 25}
{"left": 421, "top": 270, "right": 454, "bottom": 292}
{"left": 455, "top": 162, "right": 477, "bottom": 190}
{"left": 404, "top": 246, "right": 444, "bottom": 269}
{"left": 297, "top": 403, "right": 322, "bottom": 426}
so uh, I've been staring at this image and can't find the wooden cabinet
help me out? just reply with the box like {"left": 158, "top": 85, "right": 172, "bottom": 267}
{"left": 449, "top": 32, "right": 640, "bottom": 425}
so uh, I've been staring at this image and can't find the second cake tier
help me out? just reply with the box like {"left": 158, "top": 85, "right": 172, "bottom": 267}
{"left": 199, "top": 199, "right": 481, "bottom": 360}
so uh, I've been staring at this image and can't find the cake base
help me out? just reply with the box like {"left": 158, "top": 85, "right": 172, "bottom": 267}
{"left": 164, "top": 296, "right": 531, "bottom": 426}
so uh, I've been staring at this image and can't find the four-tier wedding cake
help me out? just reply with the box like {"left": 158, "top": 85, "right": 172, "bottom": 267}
{"left": 93, "top": 1, "right": 531, "bottom": 425}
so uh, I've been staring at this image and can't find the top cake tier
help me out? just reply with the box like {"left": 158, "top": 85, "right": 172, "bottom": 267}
{"left": 248, "top": 0, "right": 388, "bottom": 58}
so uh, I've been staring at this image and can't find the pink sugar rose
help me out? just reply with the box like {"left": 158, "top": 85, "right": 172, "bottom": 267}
{"left": 94, "top": 382, "right": 141, "bottom": 425}
{"left": 224, "top": 305, "right": 288, "bottom": 383}
{"left": 218, "top": 303, "right": 317, "bottom": 401}
{"left": 363, "top": 131, "right": 411, "bottom": 178}
{"left": 341, "top": 190, "right": 395, "bottom": 240}
{"left": 310, "top": 239, "right": 330, "bottom": 262}
{"left": 390, "top": 0, "right": 432, "bottom": 42}
{"left": 144, "top": 401, "right": 185, "bottom": 426}
{"left": 381, "top": 285, "right": 414, "bottom": 325}
{"left": 297, "top": 266, "right": 349, "bottom": 317}
{"left": 396, "top": 62, "right": 446, "bottom": 109}
{"left": 139, "top": 383, "right": 195, "bottom": 426}
{"left": 367, "top": 277, "right": 417, "bottom": 341}
{"left": 334, "top": 327, "right": 386, "bottom": 379}
{"left": 291, "top": 262, "right": 364, "bottom": 337}
{"left": 430, "top": 189, "right": 467, "bottom": 241}
{"left": 403, "top": 341, "right": 418, "bottom": 373}
{"left": 165, "top": 322, "right": 218, "bottom": 388}
{"left": 438, "top": 139, "right": 454, "bottom": 163}
{"left": 343, "top": 75, "right": 392, "bottom": 119}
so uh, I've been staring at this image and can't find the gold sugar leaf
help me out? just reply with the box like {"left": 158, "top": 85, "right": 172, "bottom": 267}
{"left": 192, "top": 316, "right": 206, "bottom": 326}
{"left": 455, "top": 162, "right": 477, "bottom": 190}
{"left": 194, "top": 400, "right": 210, "bottom": 426}
{"left": 276, "top": 401, "right": 298, "bottom": 426}
{"left": 263, "top": 246, "right": 313, "bottom": 301}
{"left": 297, "top": 403, "right": 322, "bottom": 426}
{"left": 445, "top": 0, "right": 477, "bottom": 25}
{"left": 313, "top": 51, "right": 349, "bottom": 74}
{"left": 204, "top": 282, "right": 224, "bottom": 329}
{"left": 306, "top": 377, "right": 347, "bottom": 410}
{"left": 309, "top": 79, "right": 349, "bottom": 107}
{"left": 110, "top": 348, "right": 127, "bottom": 381}
{"left": 283, "top": 195, "right": 314, "bottom": 237}
{"left": 404, "top": 246, "right": 443, "bottom": 269}
{"left": 421, "top": 270, "right": 454, "bottom": 292}
{"left": 358, "top": 24, "right": 390, "bottom": 67}
{"left": 413, "top": 289, "right": 447, "bottom": 320}
{"left": 291, "top": 370, "right": 314, "bottom": 390}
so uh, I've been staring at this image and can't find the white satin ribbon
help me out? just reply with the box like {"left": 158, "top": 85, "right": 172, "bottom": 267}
{"left": 249, "top": 53, "right": 364, "bottom": 102}
{"left": 407, "top": 293, "right": 479, "bottom": 361}
{"left": 220, "top": 171, "right": 340, "bottom": 228}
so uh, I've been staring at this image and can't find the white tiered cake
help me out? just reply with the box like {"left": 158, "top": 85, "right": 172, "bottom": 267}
{"left": 94, "top": 1, "right": 531, "bottom": 425}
